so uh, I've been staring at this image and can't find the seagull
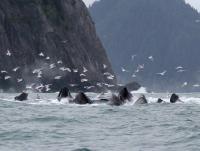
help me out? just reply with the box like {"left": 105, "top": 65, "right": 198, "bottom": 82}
{"left": 182, "top": 82, "right": 188, "bottom": 87}
{"left": 148, "top": 56, "right": 154, "bottom": 61}
{"left": 131, "top": 55, "right": 137, "bottom": 61}
{"left": 84, "top": 86, "right": 95, "bottom": 90}
{"left": 83, "top": 67, "right": 88, "bottom": 73}
{"left": 59, "top": 67, "right": 68, "bottom": 71}
{"left": 132, "top": 74, "right": 137, "bottom": 78}
{"left": 103, "top": 64, "right": 107, "bottom": 69}
{"left": 107, "top": 75, "right": 114, "bottom": 80}
{"left": 37, "top": 71, "right": 42, "bottom": 78}
{"left": 138, "top": 64, "right": 144, "bottom": 69}
{"left": 135, "top": 69, "right": 140, "bottom": 73}
{"left": 32, "top": 68, "right": 42, "bottom": 74}
{"left": 156, "top": 70, "right": 167, "bottom": 76}
{"left": 13, "top": 67, "right": 20, "bottom": 72}
{"left": 4, "top": 76, "right": 11, "bottom": 80}
{"left": 104, "top": 83, "right": 115, "bottom": 88}
{"left": 57, "top": 60, "right": 63, "bottom": 64}
{"left": 81, "top": 79, "right": 88, "bottom": 82}
{"left": 54, "top": 76, "right": 62, "bottom": 80}
{"left": 66, "top": 68, "right": 71, "bottom": 72}
{"left": 175, "top": 66, "right": 183, "bottom": 70}
{"left": 61, "top": 40, "right": 68, "bottom": 43}
{"left": 17, "top": 78, "right": 23, "bottom": 83}
{"left": 45, "top": 84, "right": 52, "bottom": 92}
{"left": 49, "top": 64, "right": 56, "bottom": 69}
{"left": 121, "top": 67, "right": 129, "bottom": 72}
{"left": 80, "top": 73, "right": 86, "bottom": 77}
{"left": 1, "top": 70, "right": 7, "bottom": 73}
{"left": 39, "top": 52, "right": 45, "bottom": 57}
{"left": 69, "top": 84, "right": 78, "bottom": 87}
{"left": 46, "top": 56, "right": 50, "bottom": 60}
{"left": 6, "top": 50, "right": 11, "bottom": 56}
{"left": 177, "top": 69, "right": 186, "bottom": 73}
{"left": 104, "top": 72, "right": 111, "bottom": 76}
{"left": 35, "top": 84, "right": 44, "bottom": 91}
{"left": 96, "top": 82, "right": 103, "bottom": 87}
{"left": 73, "top": 69, "right": 78, "bottom": 73}
{"left": 193, "top": 84, "right": 200, "bottom": 87}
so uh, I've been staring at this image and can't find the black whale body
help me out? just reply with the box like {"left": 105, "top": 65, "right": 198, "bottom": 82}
{"left": 108, "top": 87, "right": 133, "bottom": 106}
{"left": 170, "top": 93, "right": 181, "bottom": 103}
{"left": 73, "top": 92, "right": 92, "bottom": 105}
{"left": 57, "top": 87, "right": 72, "bottom": 101}
{"left": 15, "top": 92, "right": 28, "bottom": 101}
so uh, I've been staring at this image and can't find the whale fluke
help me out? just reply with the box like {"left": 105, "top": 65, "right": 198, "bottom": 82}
{"left": 15, "top": 92, "right": 28, "bottom": 101}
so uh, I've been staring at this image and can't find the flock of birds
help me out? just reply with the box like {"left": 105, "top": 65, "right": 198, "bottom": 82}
{"left": 1, "top": 49, "right": 200, "bottom": 92}
{"left": 1, "top": 50, "right": 116, "bottom": 92}
{"left": 120, "top": 54, "right": 200, "bottom": 89}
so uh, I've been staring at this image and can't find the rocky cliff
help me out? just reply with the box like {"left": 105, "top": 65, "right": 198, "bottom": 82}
{"left": 0, "top": 0, "right": 116, "bottom": 92}
{"left": 90, "top": 0, "right": 200, "bottom": 92}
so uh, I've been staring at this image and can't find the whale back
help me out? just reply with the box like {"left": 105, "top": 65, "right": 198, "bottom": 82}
{"left": 170, "top": 93, "right": 179, "bottom": 103}
{"left": 15, "top": 92, "right": 28, "bottom": 101}
{"left": 74, "top": 92, "right": 92, "bottom": 105}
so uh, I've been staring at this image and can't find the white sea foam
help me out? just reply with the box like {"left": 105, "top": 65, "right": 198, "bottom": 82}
{"left": 1, "top": 92, "right": 200, "bottom": 106}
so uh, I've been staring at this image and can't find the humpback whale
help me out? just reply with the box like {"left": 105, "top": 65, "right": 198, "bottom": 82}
{"left": 135, "top": 95, "right": 148, "bottom": 104}
{"left": 108, "top": 87, "right": 133, "bottom": 106}
{"left": 157, "top": 98, "right": 164, "bottom": 103}
{"left": 15, "top": 92, "right": 28, "bottom": 101}
{"left": 170, "top": 93, "right": 182, "bottom": 103}
{"left": 118, "top": 87, "right": 132, "bottom": 102}
{"left": 57, "top": 87, "right": 72, "bottom": 101}
{"left": 73, "top": 92, "right": 92, "bottom": 105}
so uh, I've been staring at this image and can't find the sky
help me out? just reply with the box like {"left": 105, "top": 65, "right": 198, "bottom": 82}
{"left": 83, "top": 0, "right": 200, "bottom": 11}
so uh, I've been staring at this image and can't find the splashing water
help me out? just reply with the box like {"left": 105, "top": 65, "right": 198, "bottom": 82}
{"left": 0, "top": 92, "right": 200, "bottom": 151}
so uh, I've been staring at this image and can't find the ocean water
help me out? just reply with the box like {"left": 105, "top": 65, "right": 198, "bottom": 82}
{"left": 0, "top": 92, "right": 200, "bottom": 151}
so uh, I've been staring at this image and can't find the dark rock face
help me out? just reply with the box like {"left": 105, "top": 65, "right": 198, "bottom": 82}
{"left": 15, "top": 92, "right": 28, "bottom": 101}
{"left": 90, "top": 0, "right": 200, "bottom": 92}
{"left": 0, "top": 0, "right": 116, "bottom": 92}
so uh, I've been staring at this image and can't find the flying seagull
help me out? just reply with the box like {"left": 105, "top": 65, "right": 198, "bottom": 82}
{"left": 6, "top": 50, "right": 12, "bottom": 56}
{"left": 156, "top": 70, "right": 167, "bottom": 76}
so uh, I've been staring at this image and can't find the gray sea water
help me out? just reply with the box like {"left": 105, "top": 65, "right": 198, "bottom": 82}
{"left": 0, "top": 92, "right": 200, "bottom": 151}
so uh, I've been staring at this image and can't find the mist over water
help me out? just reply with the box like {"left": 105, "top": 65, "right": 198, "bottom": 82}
{"left": 0, "top": 92, "right": 200, "bottom": 151}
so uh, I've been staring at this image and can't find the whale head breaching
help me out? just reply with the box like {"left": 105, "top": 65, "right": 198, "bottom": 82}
{"left": 15, "top": 92, "right": 28, "bottom": 101}
{"left": 73, "top": 92, "right": 92, "bottom": 105}
{"left": 57, "top": 87, "right": 72, "bottom": 101}
{"left": 109, "top": 94, "right": 123, "bottom": 106}
{"left": 135, "top": 94, "right": 148, "bottom": 104}
{"left": 170, "top": 93, "right": 181, "bottom": 103}
{"left": 118, "top": 87, "right": 132, "bottom": 102}
{"left": 108, "top": 87, "right": 133, "bottom": 106}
